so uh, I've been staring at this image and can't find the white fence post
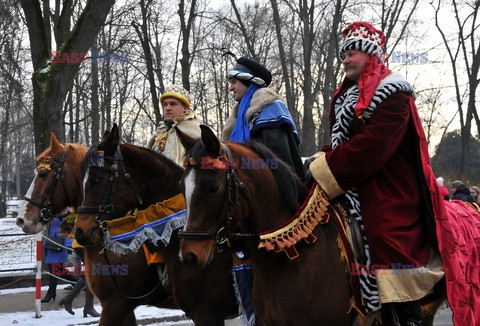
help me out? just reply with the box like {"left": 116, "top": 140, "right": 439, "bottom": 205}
{"left": 35, "top": 231, "right": 42, "bottom": 318}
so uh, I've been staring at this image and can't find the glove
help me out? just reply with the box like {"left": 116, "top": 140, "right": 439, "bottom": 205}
{"left": 303, "top": 156, "right": 317, "bottom": 184}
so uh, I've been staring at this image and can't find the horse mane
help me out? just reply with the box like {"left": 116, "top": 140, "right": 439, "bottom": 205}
{"left": 64, "top": 143, "right": 89, "bottom": 163}
{"left": 82, "top": 143, "right": 183, "bottom": 177}
{"left": 245, "top": 141, "right": 308, "bottom": 214}
{"left": 121, "top": 144, "right": 184, "bottom": 175}
{"left": 82, "top": 145, "right": 99, "bottom": 176}
{"left": 185, "top": 139, "right": 307, "bottom": 214}
{"left": 38, "top": 142, "right": 87, "bottom": 162}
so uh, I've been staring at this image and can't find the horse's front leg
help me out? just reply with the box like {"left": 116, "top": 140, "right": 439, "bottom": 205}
{"left": 122, "top": 311, "right": 137, "bottom": 326}
{"left": 98, "top": 300, "right": 137, "bottom": 326}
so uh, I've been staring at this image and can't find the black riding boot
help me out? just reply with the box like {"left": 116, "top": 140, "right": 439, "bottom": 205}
{"left": 381, "top": 300, "right": 423, "bottom": 326}
{"left": 41, "top": 274, "right": 57, "bottom": 302}
{"left": 59, "top": 277, "right": 86, "bottom": 314}
{"left": 83, "top": 287, "right": 100, "bottom": 317}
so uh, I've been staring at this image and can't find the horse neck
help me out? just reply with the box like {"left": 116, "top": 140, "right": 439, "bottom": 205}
{"left": 66, "top": 148, "right": 88, "bottom": 210}
{"left": 238, "top": 167, "right": 295, "bottom": 232}
{"left": 123, "top": 147, "right": 183, "bottom": 206}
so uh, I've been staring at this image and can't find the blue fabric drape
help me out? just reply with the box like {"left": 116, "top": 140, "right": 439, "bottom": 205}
{"left": 229, "top": 84, "right": 259, "bottom": 142}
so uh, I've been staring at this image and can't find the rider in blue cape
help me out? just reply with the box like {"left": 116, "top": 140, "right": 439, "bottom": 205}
{"left": 223, "top": 56, "right": 304, "bottom": 325}
{"left": 223, "top": 56, "right": 304, "bottom": 180}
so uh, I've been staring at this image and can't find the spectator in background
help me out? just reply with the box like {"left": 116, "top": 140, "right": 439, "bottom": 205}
{"left": 41, "top": 215, "right": 75, "bottom": 302}
{"left": 436, "top": 177, "right": 449, "bottom": 200}
{"left": 58, "top": 239, "right": 100, "bottom": 317}
{"left": 450, "top": 180, "right": 464, "bottom": 199}
{"left": 452, "top": 184, "right": 476, "bottom": 202}
{"left": 470, "top": 186, "right": 480, "bottom": 203}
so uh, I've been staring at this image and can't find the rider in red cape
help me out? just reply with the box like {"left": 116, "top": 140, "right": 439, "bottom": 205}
{"left": 307, "top": 22, "right": 447, "bottom": 325}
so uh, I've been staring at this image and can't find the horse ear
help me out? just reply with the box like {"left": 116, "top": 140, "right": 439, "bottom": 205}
{"left": 175, "top": 126, "right": 196, "bottom": 151}
{"left": 100, "top": 123, "right": 120, "bottom": 155}
{"left": 111, "top": 123, "right": 120, "bottom": 144}
{"left": 49, "top": 133, "right": 64, "bottom": 156}
{"left": 101, "top": 130, "right": 111, "bottom": 141}
{"left": 200, "top": 125, "right": 221, "bottom": 156}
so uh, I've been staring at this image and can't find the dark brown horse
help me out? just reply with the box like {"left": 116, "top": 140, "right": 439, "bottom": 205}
{"left": 177, "top": 125, "right": 446, "bottom": 325}
{"left": 74, "top": 124, "right": 238, "bottom": 325}
{"left": 16, "top": 133, "right": 170, "bottom": 325}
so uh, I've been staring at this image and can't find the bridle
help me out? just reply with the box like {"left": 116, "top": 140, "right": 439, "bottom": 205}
{"left": 78, "top": 145, "right": 164, "bottom": 300}
{"left": 178, "top": 144, "right": 256, "bottom": 250}
{"left": 25, "top": 150, "right": 73, "bottom": 223}
{"left": 77, "top": 145, "right": 144, "bottom": 241}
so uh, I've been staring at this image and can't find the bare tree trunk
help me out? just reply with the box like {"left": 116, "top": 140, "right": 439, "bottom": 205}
{"left": 67, "top": 89, "right": 74, "bottom": 142}
{"left": 270, "top": 0, "right": 297, "bottom": 124}
{"left": 454, "top": 0, "right": 480, "bottom": 175}
{"left": 91, "top": 41, "right": 100, "bottom": 145}
{"left": 318, "top": 0, "right": 346, "bottom": 147}
{"left": 74, "top": 74, "right": 81, "bottom": 143}
{"left": 178, "top": 0, "right": 197, "bottom": 90}
{"left": 299, "top": 0, "right": 315, "bottom": 155}
{"left": 20, "top": 0, "right": 115, "bottom": 155}
{"left": 433, "top": 0, "right": 479, "bottom": 176}
{"left": 230, "top": 0, "right": 257, "bottom": 58}
{"left": 132, "top": 0, "right": 161, "bottom": 125}
{"left": 15, "top": 135, "right": 21, "bottom": 198}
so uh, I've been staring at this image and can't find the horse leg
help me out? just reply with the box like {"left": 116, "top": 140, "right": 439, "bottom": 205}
{"left": 191, "top": 315, "right": 225, "bottom": 326}
{"left": 421, "top": 277, "right": 448, "bottom": 326}
{"left": 122, "top": 311, "right": 137, "bottom": 326}
{"left": 98, "top": 301, "right": 137, "bottom": 326}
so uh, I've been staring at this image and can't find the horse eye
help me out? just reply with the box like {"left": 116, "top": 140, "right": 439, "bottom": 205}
{"left": 38, "top": 168, "right": 49, "bottom": 178}
{"left": 206, "top": 182, "right": 220, "bottom": 194}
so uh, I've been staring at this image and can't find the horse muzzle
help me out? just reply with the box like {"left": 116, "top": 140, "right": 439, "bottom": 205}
{"left": 75, "top": 226, "right": 102, "bottom": 247}
{"left": 180, "top": 238, "right": 215, "bottom": 269}
{"left": 16, "top": 216, "right": 46, "bottom": 234}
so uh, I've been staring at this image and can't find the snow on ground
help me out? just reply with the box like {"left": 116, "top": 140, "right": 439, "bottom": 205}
{"left": 0, "top": 217, "right": 37, "bottom": 273}
{"left": 0, "top": 218, "right": 191, "bottom": 325}
{"left": 0, "top": 217, "right": 243, "bottom": 325}
{"left": 0, "top": 286, "right": 195, "bottom": 326}
{"left": 0, "top": 285, "right": 243, "bottom": 325}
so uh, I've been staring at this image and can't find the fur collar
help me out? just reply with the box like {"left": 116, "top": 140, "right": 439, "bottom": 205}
{"left": 223, "top": 88, "right": 284, "bottom": 140}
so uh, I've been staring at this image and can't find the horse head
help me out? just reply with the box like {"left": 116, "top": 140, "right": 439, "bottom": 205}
{"left": 75, "top": 124, "right": 127, "bottom": 246}
{"left": 75, "top": 123, "right": 183, "bottom": 247}
{"left": 178, "top": 125, "right": 305, "bottom": 269}
{"left": 177, "top": 125, "right": 229, "bottom": 268}
{"left": 16, "top": 133, "right": 88, "bottom": 234}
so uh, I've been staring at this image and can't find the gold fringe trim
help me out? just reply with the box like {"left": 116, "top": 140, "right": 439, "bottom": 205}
{"left": 357, "top": 310, "right": 382, "bottom": 326}
{"left": 258, "top": 185, "right": 330, "bottom": 252}
{"left": 337, "top": 235, "right": 348, "bottom": 269}
{"left": 348, "top": 295, "right": 383, "bottom": 326}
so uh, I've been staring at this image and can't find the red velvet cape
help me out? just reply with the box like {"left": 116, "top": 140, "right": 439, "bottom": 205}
{"left": 325, "top": 83, "right": 480, "bottom": 324}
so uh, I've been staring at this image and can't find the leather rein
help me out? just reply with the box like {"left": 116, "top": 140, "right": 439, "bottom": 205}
{"left": 178, "top": 144, "right": 256, "bottom": 249}
{"left": 25, "top": 150, "right": 73, "bottom": 223}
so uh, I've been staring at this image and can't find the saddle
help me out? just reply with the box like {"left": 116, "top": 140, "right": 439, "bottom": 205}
{"left": 339, "top": 200, "right": 367, "bottom": 265}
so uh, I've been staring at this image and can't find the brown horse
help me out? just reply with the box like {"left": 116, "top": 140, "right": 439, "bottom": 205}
{"left": 177, "top": 125, "right": 446, "bottom": 325}
{"left": 74, "top": 124, "right": 238, "bottom": 325}
{"left": 16, "top": 133, "right": 171, "bottom": 325}
{"left": 16, "top": 135, "right": 88, "bottom": 234}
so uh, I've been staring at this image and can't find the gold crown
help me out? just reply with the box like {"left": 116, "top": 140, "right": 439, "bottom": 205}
{"left": 160, "top": 85, "right": 191, "bottom": 108}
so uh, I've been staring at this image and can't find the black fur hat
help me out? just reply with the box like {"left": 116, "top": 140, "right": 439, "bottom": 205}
{"left": 227, "top": 57, "right": 272, "bottom": 87}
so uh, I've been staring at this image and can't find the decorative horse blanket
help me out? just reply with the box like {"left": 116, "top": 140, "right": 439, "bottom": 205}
{"left": 104, "top": 193, "right": 186, "bottom": 256}
{"left": 437, "top": 199, "right": 480, "bottom": 325}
